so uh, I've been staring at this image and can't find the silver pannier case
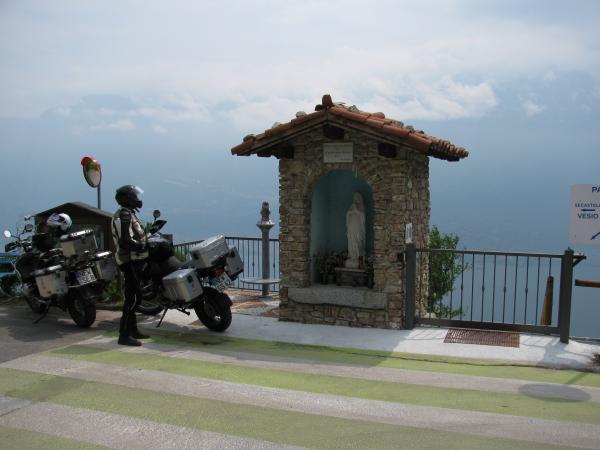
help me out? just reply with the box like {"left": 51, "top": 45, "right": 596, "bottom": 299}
{"left": 162, "top": 268, "right": 203, "bottom": 301}
{"left": 91, "top": 251, "right": 117, "bottom": 281}
{"left": 33, "top": 265, "right": 68, "bottom": 298}
{"left": 189, "top": 235, "right": 230, "bottom": 269}
{"left": 60, "top": 229, "right": 98, "bottom": 257}
{"left": 225, "top": 246, "right": 244, "bottom": 278}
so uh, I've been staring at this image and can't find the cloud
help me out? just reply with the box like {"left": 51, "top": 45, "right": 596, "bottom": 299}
{"left": 223, "top": 97, "right": 315, "bottom": 131}
{"left": 89, "top": 119, "right": 135, "bottom": 131}
{"left": 358, "top": 78, "right": 498, "bottom": 121}
{"left": 521, "top": 98, "right": 545, "bottom": 117}
{"left": 163, "top": 179, "right": 187, "bottom": 188}
{"left": 2, "top": 2, "right": 599, "bottom": 124}
{"left": 41, "top": 94, "right": 210, "bottom": 136}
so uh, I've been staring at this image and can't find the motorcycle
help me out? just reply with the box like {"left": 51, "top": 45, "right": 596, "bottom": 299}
{"left": 3, "top": 217, "right": 117, "bottom": 327}
{"left": 134, "top": 211, "right": 244, "bottom": 332}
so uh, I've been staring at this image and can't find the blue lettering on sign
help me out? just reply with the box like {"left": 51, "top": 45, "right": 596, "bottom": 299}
{"left": 593, "top": 186, "right": 600, "bottom": 193}
{"left": 578, "top": 213, "right": 599, "bottom": 219}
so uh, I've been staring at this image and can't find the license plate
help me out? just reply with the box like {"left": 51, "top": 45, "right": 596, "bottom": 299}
{"left": 210, "top": 272, "right": 231, "bottom": 292}
{"left": 75, "top": 268, "right": 96, "bottom": 285}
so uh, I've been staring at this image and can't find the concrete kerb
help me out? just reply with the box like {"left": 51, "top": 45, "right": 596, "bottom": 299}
{"left": 140, "top": 309, "right": 600, "bottom": 372}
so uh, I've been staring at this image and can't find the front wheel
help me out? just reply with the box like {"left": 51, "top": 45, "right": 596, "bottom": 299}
{"left": 194, "top": 287, "right": 232, "bottom": 332}
{"left": 67, "top": 289, "right": 97, "bottom": 328}
{"left": 0, "top": 274, "right": 21, "bottom": 298}
{"left": 136, "top": 298, "right": 164, "bottom": 316}
{"left": 25, "top": 295, "right": 47, "bottom": 314}
{"left": 20, "top": 282, "right": 47, "bottom": 314}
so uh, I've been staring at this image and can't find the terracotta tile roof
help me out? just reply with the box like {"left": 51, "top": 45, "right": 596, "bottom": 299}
{"left": 231, "top": 94, "right": 469, "bottom": 161}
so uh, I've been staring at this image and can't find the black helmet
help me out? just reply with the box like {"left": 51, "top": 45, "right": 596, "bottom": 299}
{"left": 115, "top": 185, "right": 143, "bottom": 209}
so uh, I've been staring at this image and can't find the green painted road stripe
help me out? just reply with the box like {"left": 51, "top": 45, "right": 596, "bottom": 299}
{"left": 79, "top": 336, "right": 600, "bottom": 403}
{"left": 0, "top": 367, "right": 577, "bottom": 450}
{"left": 0, "top": 394, "right": 300, "bottom": 450}
{"left": 8, "top": 354, "right": 600, "bottom": 448}
{"left": 136, "top": 329, "right": 600, "bottom": 388}
{"left": 0, "top": 425, "right": 109, "bottom": 450}
{"left": 49, "top": 345, "right": 600, "bottom": 425}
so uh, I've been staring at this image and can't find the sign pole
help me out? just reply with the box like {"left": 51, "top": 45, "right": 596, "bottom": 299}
{"left": 97, "top": 182, "right": 101, "bottom": 209}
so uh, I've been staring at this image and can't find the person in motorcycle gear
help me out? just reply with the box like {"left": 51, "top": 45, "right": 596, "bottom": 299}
{"left": 112, "top": 185, "right": 150, "bottom": 346}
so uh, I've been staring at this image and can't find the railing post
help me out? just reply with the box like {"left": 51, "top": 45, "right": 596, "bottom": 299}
{"left": 257, "top": 202, "right": 274, "bottom": 297}
{"left": 558, "top": 248, "right": 574, "bottom": 344}
{"left": 404, "top": 243, "right": 416, "bottom": 329}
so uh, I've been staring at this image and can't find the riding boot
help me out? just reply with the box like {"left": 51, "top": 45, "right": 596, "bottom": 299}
{"left": 118, "top": 334, "right": 142, "bottom": 346}
{"left": 118, "top": 312, "right": 142, "bottom": 346}
{"left": 128, "top": 313, "right": 149, "bottom": 339}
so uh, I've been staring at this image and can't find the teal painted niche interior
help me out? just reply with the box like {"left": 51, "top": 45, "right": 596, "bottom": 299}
{"left": 310, "top": 171, "right": 374, "bottom": 280}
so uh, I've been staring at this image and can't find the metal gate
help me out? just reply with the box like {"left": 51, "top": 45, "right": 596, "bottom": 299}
{"left": 404, "top": 244, "right": 585, "bottom": 343}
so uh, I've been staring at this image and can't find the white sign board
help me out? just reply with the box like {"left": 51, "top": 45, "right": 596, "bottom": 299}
{"left": 323, "top": 142, "right": 353, "bottom": 163}
{"left": 570, "top": 184, "right": 600, "bottom": 244}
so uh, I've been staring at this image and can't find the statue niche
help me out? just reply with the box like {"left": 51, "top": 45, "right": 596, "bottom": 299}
{"left": 344, "top": 192, "right": 366, "bottom": 269}
{"left": 309, "top": 171, "right": 373, "bottom": 288}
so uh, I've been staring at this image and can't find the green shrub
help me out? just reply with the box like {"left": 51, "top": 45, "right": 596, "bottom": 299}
{"left": 428, "top": 225, "right": 467, "bottom": 318}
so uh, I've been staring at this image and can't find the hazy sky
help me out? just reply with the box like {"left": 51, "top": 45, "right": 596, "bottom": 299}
{"left": 1, "top": 0, "right": 598, "bottom": 235}
{"left": 0, "top": 0, "right": 598, "bottom": 120}
{"left": 1, "top": 0, "right": 599, "bottom": 234}
{"left": 1, "top": 0, "right": 599, "bottom": 335}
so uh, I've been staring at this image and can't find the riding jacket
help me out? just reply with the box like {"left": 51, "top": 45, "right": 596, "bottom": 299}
{"left": 111, "top": 207, "right": 149, "bottom": 265}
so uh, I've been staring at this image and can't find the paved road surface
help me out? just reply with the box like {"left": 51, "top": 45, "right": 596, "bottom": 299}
{"left": 0, "top": 303, "right": 121, "bottom": 363}
{"left": 1, "top": 304, "right": 599, "bottom": 449}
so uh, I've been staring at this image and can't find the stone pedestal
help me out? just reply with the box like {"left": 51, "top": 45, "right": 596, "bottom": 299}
{"left": 334, "top": 267, "right": 368, "bottom": 287}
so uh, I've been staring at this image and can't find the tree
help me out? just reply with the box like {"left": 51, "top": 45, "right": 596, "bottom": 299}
{"left": 427, "top": 225, "right": 466, "bottom": 318}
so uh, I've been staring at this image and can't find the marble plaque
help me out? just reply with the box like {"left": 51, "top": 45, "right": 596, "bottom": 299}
{"left": 323, "top": 142, "right": 353, "bottom": 163}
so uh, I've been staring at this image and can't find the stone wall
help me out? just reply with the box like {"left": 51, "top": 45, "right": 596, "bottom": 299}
{"left": 278, "top": 122, "right": 430, "bottom": 328}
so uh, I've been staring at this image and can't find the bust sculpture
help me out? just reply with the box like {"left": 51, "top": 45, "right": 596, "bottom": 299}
{"left": 345, "top": 191, "right": 366, "bottom": 269}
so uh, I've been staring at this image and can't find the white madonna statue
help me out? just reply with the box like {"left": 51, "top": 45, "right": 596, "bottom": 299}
{"left": 345, "top": 191, "right": 366, "bottom": 269}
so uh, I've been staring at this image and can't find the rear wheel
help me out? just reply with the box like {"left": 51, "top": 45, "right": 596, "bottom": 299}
{"left": 194, "top": 287, "right": 232, "bottom": 332}
{"left": 67, "top": 289, "right": 96, "bottom": 328}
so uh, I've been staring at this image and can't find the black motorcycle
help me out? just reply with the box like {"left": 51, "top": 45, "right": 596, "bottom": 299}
{"left": 3, "top": 219, "right": 116, "bottom": 327}
{"left": 134, "top": 211, "right": 243, "bottom": 332}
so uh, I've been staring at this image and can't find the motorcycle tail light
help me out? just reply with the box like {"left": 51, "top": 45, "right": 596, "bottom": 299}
{"left": 214, "top": 268, "right": 224, "bottom": 277}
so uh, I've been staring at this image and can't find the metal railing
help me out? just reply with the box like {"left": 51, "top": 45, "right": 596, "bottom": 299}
{"left": 173, "top": 237, "right": 280, "bottom": 293}
{"left": 405, "top": 244, "right": 585, "bottom": 343}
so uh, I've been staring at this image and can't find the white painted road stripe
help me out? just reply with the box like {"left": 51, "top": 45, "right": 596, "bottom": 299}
{"left": 80, "top": 335, "right": 600, "bottom": 403}
{"left": 3, "top": 354, "right": 600, "bottom": 449}
{"left": 0, "top": 395, "right": 307, "bottom": 450}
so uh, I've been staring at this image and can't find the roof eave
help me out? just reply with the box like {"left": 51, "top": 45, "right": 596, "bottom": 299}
{"left": 231, "top": 109, "right": 468, "bottom": 161}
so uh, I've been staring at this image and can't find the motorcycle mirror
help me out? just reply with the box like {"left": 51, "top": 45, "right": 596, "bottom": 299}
{"left": 3, "top": 230, "right": 11, "bottom": 238}
{"left": 24, "top": 224, "right": 33, "bottom": 232}
{"left": 153, "top": 210, "right": 161, "bottom": 219}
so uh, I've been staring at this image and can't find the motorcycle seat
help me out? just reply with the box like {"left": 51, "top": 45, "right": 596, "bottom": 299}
{"left": 153, "top": 256, "right": 186, "bottom": 278}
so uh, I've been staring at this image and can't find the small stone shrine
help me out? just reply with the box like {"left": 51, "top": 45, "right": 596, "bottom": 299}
{"left": 231, "top": 95, "right": 468, "bottom": 328}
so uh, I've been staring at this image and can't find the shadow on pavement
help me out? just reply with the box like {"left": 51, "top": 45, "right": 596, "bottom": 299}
{"left": 518, "top": 383, "right": 591, "bottom": 402}
{"left": 0, "top": 303, "right": 120, "bottom": 363}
